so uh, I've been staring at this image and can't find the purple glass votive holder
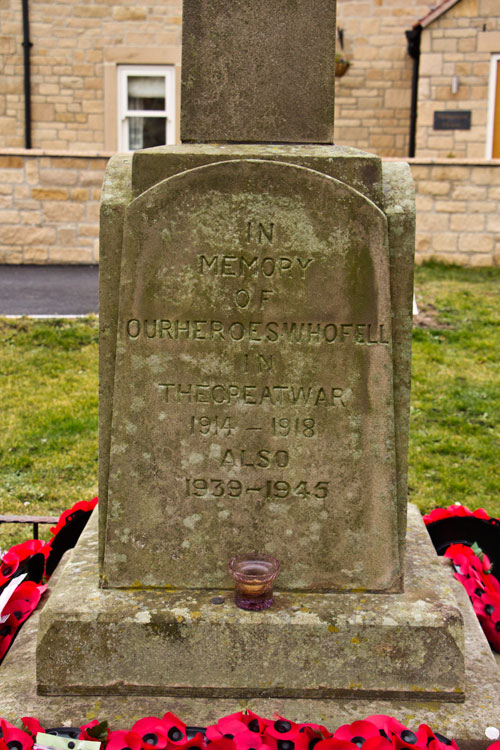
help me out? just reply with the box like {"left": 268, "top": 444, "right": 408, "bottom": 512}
{"left": 228, "top": 554, "right": 280, "bottom": 611}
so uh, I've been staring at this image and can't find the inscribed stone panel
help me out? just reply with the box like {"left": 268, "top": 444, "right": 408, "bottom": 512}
{"left": 103, "top": 159, "right": 399, "bottom": 591}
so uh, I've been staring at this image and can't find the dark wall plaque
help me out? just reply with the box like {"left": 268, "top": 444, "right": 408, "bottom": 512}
{"left": 433, "top": 111, "right": 471, "bottom": 130}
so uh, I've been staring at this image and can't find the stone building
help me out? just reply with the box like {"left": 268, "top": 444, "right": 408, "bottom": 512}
{"left": 0, "top": 0, "right": 499, "bottom": 266}
{"left": 0, "top": 0, "right": 183, "bottom": 151}
{"left": 335, "top": 0, "right": 500, "bottom": 159}
{"left": 415, "top": 0, "right": 500, "bottom": 159}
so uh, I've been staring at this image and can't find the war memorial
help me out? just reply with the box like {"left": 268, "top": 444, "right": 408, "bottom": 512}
{"left": 1, "top": 0, "right": 499, "bottom": 736}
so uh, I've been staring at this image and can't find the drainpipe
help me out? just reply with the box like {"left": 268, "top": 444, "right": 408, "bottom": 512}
{"left": 405, "top": 24, "right": 421, "bottom": 159}
{"left": 21, "top": 0, "right": 33, "bottom": 149}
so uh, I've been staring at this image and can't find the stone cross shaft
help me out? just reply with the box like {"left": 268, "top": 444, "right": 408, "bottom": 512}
{"left": 180, "top": 0, "right": 337, "bottom": 144}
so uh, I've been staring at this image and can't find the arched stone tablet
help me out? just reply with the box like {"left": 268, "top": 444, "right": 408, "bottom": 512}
{"left": 103, "top": 159, "right": 399, "bottom": 591}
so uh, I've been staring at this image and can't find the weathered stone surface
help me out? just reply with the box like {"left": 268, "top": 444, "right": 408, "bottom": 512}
{"left": 181, "top": 0, "right": 336, "bottom": 144}
{"left": 382, "top": 162, "right": 416, "bottom": 573}
{"left": 99, "top": 149, "right": 415, "bottom": 593}
{"left": 102, "top": 157, "right": 399, "bottom": 591}
{"left": 6, "top": 513, "right": 498, "bottom": 734}
{"left": 131, "top": 145, "right": 384, "bottom": 206}
{"left": 38, "top": 507, "right": 464, "bottom": 700}
{"left": 98, "top": 153, "right": 133, "bottom": 566}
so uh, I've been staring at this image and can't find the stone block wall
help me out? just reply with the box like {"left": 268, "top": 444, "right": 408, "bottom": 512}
{"left": 334, "top": 0, "right": 435, "bottom": 157}
{"left": 2, "top": 0, "right": 498, "bottom": 160}
{"left": 0, "top": 0, "right": 182, "bottom": 150}
{"left": 0, "top": 151, "right": 499, "bottom": 266}
{"left": 409, "top": 158, "right": 500, "bottom": 265}
{"left": 417, "top": 0, "right": 500, "bottom": 158}
{"left": 0, "top": 151, "right": 109, "bottom": 263}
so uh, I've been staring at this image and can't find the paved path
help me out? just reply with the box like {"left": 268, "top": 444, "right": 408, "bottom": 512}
{"left": 0, "top": 265, "right": 98, "bottom": 316}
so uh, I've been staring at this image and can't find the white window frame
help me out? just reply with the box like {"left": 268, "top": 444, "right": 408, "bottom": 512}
{"left": 117, "top": 64, "right": 176, "bottom": 151}
{"left": 486, "top": 54, "right": 500, "bottom": 159}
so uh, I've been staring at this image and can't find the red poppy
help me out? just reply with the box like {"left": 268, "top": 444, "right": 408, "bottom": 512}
{"left": 0, "top": 581, "right": 47, "bottom": 662}
{"left": 443, "top": 543, "right": 500, "bottom": 652}
{"left": 362, "top": 716, "right": 414, "bottom": 744}
{"left": 79, "top": 720, "right": 100, "bottom": 741}
{"left": 0, "top": 553, "right": 20, "bottom": 587}
{"left": 392, "top": 734, "right": 424, "bottom": 750}
{"left": 243, "top": 712, "right": 272, "bottom": 735}
{"left": 264, "top": 718, "right": 301, "bottom": 742}
{"left": 484, "top": 569, "right": 500, "bottom": 596}
{"left": 227, "top": 730, "right": 270, "bottom": 750}
{"left": 416, "top": 724, "right": 459, "bottom": 750}
{"left": 131, "top": 718, "right": 169, "bottom": 749}
{"left": 296, "top": 726, "right": 331, "bottom": 741}
{"left": 478, "top": 610, "right": 500, "bottom": 651}
{"left": 360, "top": 738, "right": 393, "bottom": 750}
{"left": 2, "top": 586, "right": 44, "bottom": 627}
{"left": 160, "top": 713, "right": 188, "bottom": 747}
{"left": 472, "top": 590, "right": 500, "bottom": 619}
{"left": 311, "top": 739, "right": 354, "bottom": 750}
{"left": 263, "top": 727, "right": 313, "bottom": 750}
{"left": 445, "top": 544, "right": 480, "bottom": 577}
{"left": 0, "top": 720, "right": 34, "bottom": 750}
{"left": 107, "top": 731, "right": 143, "bottom": 750}
{"left": 48, "top": 498, "right": 98, "bottom": 537}
{"left": 288, "top": 727, "right": 331, "bottom": 750}
{"left": 461, "top": 574, "right": 486, "bottom": 599}
{"left": 206, "top": 714, "right": 249, "bottom": 742}
{"left": 205, "top": 739, "right": 237, "bottom": 750}
{"left": 79, "top": 720, "right": 111, "bottom": 743}
{"left": 423, "top": 505, "right": 490, "bottom": 524}
{"left": 5, "top": 581, "right": 47, "bottom": 617}
{"left": 0, "top": 623, "right": 16, "bottom": 661}
{"left": 20, "top": 719, "right": 45, "bottom": 737}
{"left": 4, "top": 540, "right": 48, "bottom": 567}
{"left": 333, "top": 720, "right": 382, "bottom": 745}
{"left": 179, "top": 735, "right": 206, "bottom": 750}
{"left": 0, "top": 540, "right": 48, "bottom": 587}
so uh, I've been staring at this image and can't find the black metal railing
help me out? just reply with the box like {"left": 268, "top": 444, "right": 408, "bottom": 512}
{"left": 0, "top": 514, "right": 59, "bottom": 540}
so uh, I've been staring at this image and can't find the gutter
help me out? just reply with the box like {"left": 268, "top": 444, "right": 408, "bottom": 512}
{"left": 21, "top": 0, "right": 33, "bottom": 149}
{"left": 405, "top": 24, "right": 422, "bottom": 159}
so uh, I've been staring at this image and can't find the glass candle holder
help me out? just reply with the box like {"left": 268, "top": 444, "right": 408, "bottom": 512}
{"left": 228, "top": 554, "right": 280, "bottom": 611}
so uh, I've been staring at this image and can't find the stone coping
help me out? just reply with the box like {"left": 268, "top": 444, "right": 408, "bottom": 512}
{"left": 386, "top": 157, "right": 500, "bottom": 166}
{"left": 0, "top": 149, "right": 114, "bottom": 159}
{"left": 1, "top": 148, "right": 499, "bottom": 168}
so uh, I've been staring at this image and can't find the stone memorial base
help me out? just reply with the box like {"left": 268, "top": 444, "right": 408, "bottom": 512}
{"left": 37, "top": 508, "right": 464, "bottom": 700}
{"left": 1, "top": 506, "right": 498, "bottom": 735}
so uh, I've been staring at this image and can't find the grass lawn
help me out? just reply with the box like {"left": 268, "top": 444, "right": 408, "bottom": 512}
{"left": 0, "top": 317, "right": 98, "bottom": 551}
{"left": 410, "top": 263, "right": 500, "bottom": 517}
{"left": 0, "top": 262, "right": 499, "bottom": 553}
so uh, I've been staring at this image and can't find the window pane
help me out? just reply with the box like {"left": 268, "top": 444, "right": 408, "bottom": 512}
{"left": 128, "top": 76, "right": 165, "bottom": 111}
{"left": 128, "top": 116, "right": 167, "bottom": 150}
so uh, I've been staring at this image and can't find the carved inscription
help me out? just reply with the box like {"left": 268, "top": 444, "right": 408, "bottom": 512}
{"left": 127, "top": 319, "right": 389, "bottom": 344}
{"left": 128, "top": 216, "right": 373, "bottom": 505}
{"left": 199, "top": 254, "right": 314, "bottom": 278}
{"left": 185, "top": 478, "right": 329, "bottom": 500}
{"left": 124, "top": 214, "right": 387, "bottom": 510}
{"left": 158, "top": 383, "right": 348, "bottom": 407}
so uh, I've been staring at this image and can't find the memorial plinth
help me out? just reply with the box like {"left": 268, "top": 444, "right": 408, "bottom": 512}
{"left": 38, "top": 507, "right": 465, "bottom": 700}
{"left": 29, "top": 0, "right": 496, "bottom": 733}
{"left": 36, "top": 144, "right": 466, "bottom": 703}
